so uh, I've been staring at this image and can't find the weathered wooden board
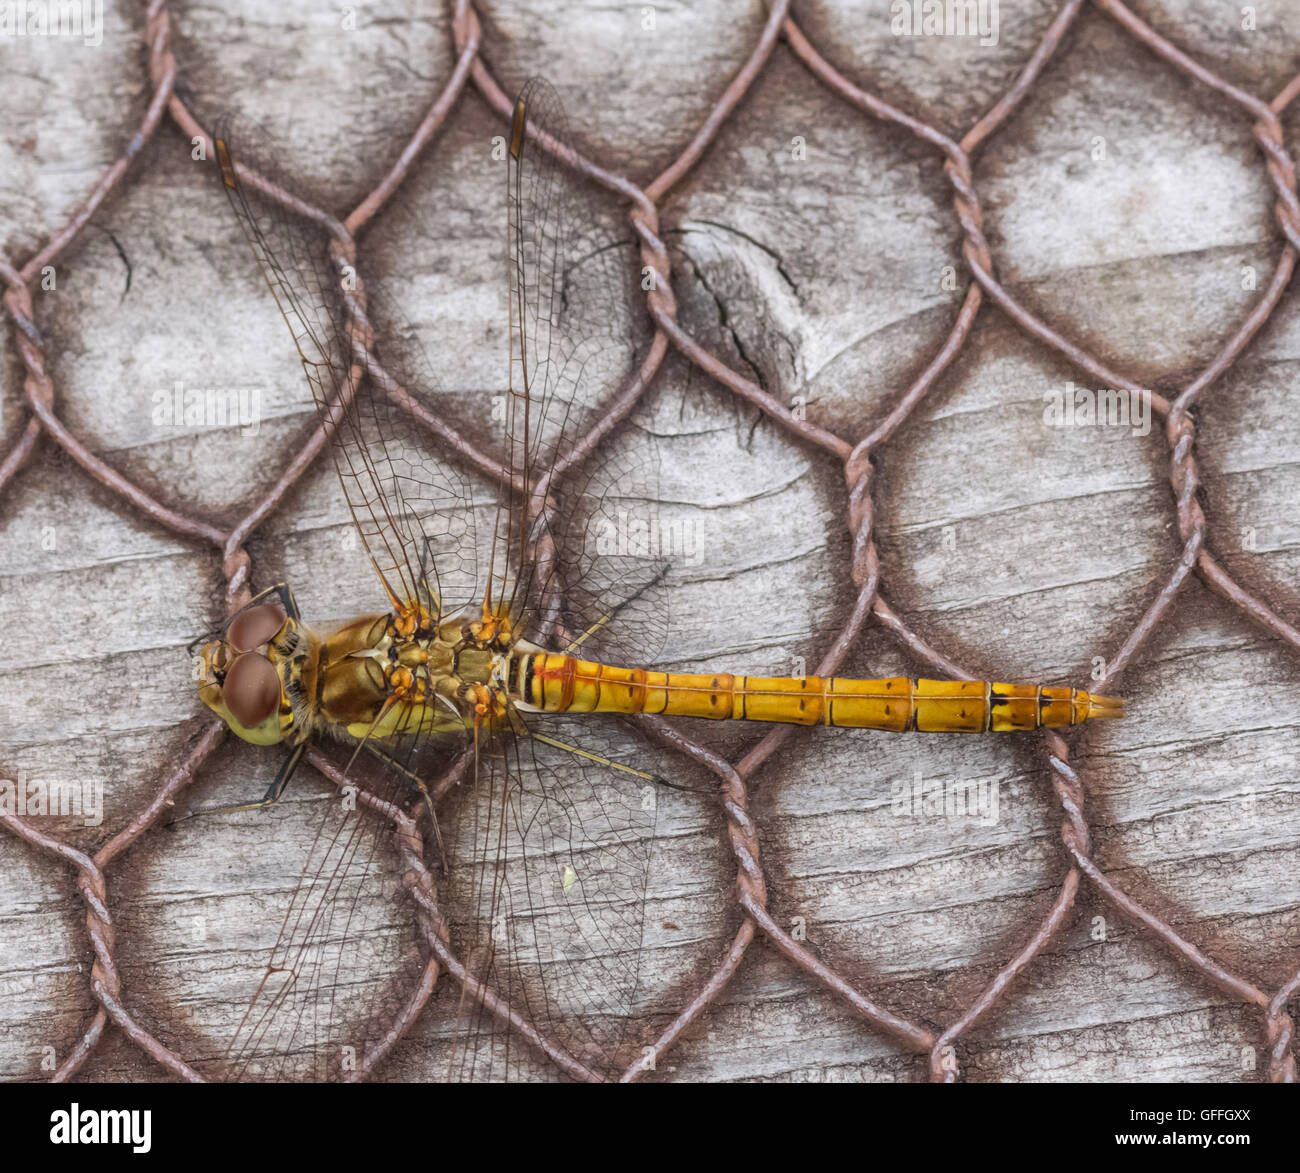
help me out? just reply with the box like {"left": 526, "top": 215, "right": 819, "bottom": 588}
{"left": 2, "top": 0, "right": 1299, "bottom": 1082}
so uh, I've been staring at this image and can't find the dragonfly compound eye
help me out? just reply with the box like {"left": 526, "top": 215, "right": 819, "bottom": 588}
{"left": 225, "top": 651, "right": 281, "bottom": 728}
{"left": 227, "top": 602, "right": 286, "bottom": 653}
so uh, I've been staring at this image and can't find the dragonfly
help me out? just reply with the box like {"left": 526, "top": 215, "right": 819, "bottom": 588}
{"left": 192, "top": 81, "right": 1124, "bottom": 1083}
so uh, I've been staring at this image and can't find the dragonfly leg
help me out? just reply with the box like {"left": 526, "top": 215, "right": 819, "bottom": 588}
{"left": 186, "top": 582, "right": 302, "bottom": 657}
{"left": 167, "top": 740, "right": 306, "bottom": 826}
{"left": 526, "top": 727, "right": 716, "bottom": 795}
{"left": 416, "top": 539, "right": 441, "bottom": 615}
{"left": 360, "top": 744, "right": 449, "bottom": 874}
{"left": 526, "top": 730, "right": 659, "bottom": 782}
{"left": 240, "top": 581, "right": 301, "bottom": 622}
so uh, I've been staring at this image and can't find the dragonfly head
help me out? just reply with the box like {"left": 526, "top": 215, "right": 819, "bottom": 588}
{"left": 195, "top": 602, "right": 296, "bottom": 746}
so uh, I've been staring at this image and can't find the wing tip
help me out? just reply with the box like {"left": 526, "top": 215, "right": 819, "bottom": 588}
{"left": 510, "top": 97, "right": 526, "bottom": 160}
{"left": 215, "top": 136, "right": 237, "bottom": 188}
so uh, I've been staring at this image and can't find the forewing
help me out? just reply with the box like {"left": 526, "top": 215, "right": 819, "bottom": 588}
{"left": 211, "top": 126, "right": 482, "bottom": 1080}
{"left": 436, "top": 83, "right": 672, "bottom": 1080}
{"left": 490, "top": 81, "right": 667, "bottom": 664}
{"left": 216, "top": 130, "right": 479, "bottom": 615}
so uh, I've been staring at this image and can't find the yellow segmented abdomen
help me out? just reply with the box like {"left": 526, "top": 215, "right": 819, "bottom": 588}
{"left": 520, "top": 654, "right": 1124, "bottom": 731}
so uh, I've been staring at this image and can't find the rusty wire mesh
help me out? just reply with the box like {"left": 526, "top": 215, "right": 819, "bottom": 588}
{"left": 1, "top": 0, "right": 1299, "bottom": 1083}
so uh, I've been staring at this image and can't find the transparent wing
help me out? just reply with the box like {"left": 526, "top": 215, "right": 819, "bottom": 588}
{"left": 212, "top": 84, "right": 674, "bottom": 1082}
{"left": 442, "top": 719, "right": 659, "bottom": 1081}
{"left": 491, "top": 80, "right": 667, "bottom": 664}
{"left": 219, "top": 745, "right": 455, "bottom": 1081}
{"left": 439, "top": 81, "right": 672, "bottom": 1081}
{"left": 211, "top": 127, "right": 479, "bottom": 1080}
{"left": 217, "top": 129, "right": 479, "bottom": 616}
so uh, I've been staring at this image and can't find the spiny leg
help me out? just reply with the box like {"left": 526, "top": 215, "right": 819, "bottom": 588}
{"left": 235, "top": 581, "right": 302, "bottom": 622}
{"left": 169, "top": 741, "right": 307, "bottom": 826}
{"left": 361, "top": 743, "right": 449, "bottom": 873}
{"left": 261, "top": 582, "right": 302, "bottom": 622}
{"left": 527, "top": 730, "right": 658, "bottom": 783}
{"left": 418, "top": 537, "right": 443, "bottom": 615}
{"left": 526, "top": 727, "right": 714, "bottom": 795}
{"left": 186, "top": 581, "right": 301, "bottom": 657}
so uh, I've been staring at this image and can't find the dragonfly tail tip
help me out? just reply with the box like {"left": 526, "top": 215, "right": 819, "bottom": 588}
{"left": 1086, "top": 693, "right": 1125, "bottom": 720}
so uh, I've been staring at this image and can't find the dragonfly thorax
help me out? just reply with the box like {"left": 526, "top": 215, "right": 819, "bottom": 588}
{"left": 310, "top": 607, "right": 520, "bottom": 742}
{"left": 197, "top": 594, "right": 538, "bottom": 751}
